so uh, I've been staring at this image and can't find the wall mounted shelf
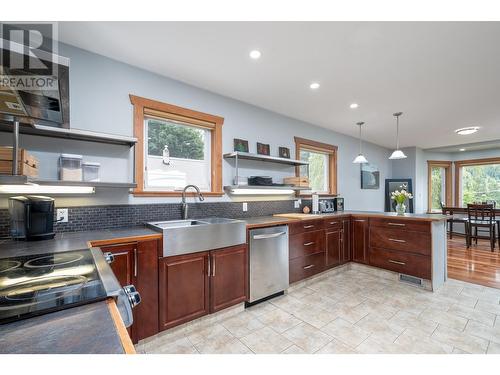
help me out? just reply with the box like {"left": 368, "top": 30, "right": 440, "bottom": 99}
{"left": 0, "top": 122, "right": 137, "bottom": 146}
{"left": 0, "top": 175, "right": 136, "bottom": 188}
{"left": 223, "top": 151, "right": 308, "bottom": 166}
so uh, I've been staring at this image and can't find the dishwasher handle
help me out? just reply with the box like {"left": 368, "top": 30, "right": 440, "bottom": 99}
{"left": 253, "top": 231, "right": 287, "bottom": 240}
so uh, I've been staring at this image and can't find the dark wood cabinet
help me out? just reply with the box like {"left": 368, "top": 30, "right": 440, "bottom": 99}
{"left": 159, "top": 244, "right": 248, "bottom": 331}
{"left": 341, "top": 218, "right": 351, "bottom": 263}
{"left": 209, "top": 244, "right": 248, "bottom": 313}
{"left": 159, "top": 251, "right": 210, "bottom": 331}
{"left": 325, "top": 228, "right": 342, "bottom": 268}
{"left": 352, "top": 217, "right": 369, "bottom": 264}
{"left": 101, "top": 239, "right": 160, "bottom": 343}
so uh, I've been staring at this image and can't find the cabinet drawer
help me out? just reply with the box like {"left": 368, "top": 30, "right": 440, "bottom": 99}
{"left": 369, "top": 247, "right": 431, "bottom": 279}
{"left": 288, "top": 219, "right": 324, "bottom": 235}
{"left": 324, "top": 218, "right": 343, "bottom": 229}
{"left": 289, "top": 230, "right": 325, "bottom": 259}
{"left": 369, "top": 218, "right": 430, "bottom": 233}
{"left": 289, "top": 252, "right": 325, "bottom": 283}
{"left": 369, "top": 227, "right": 431, "bottom": 256}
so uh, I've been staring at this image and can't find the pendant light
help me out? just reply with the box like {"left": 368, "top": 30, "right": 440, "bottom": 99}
{"left": 389, "top": 112, "right": 407, "bottom": 160}
{"left": 353, "top": 121, "right": 368, "bottom": 164}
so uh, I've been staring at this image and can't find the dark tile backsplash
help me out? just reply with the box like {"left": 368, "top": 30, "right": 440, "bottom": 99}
{"left": 0, "top": 200, "right": 301, "bottom": 237}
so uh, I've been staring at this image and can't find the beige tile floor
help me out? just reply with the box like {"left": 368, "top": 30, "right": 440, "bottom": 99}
{"left": 136, "top": 265, "right": 500, "bottom": 354}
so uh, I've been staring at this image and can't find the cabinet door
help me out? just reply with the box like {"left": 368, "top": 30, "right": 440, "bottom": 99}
{"left": 159, "top": 252, "right": 210, "bottom": 331}
{"left": 352, "top": 218, "right": 368, "bottom": 264}
{"left": 209, "top": 244, "right": 248, "bottom": 313}
{"left": 101, "top": 243, "right": 136, "bottom": 288}
{"left": 325, "top": 229, "right": 341, "bottom": 268}
{"left": 134, "top": 239, "right": 159, "bottom": 341}
{"left": 341, "top": 219, "right": 351, "bottom": 263}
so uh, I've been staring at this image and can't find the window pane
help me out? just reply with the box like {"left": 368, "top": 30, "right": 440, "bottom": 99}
{"left": 461, "top": 164, "right": 500, "bottom": 206}
{"left": 144, "top": 118, "right": 211, "bottom": 191}
{"left": 430, "top": 166, "right": 445, "bottom": 212}
{"left": 300, "top": 149, "right": 329, "bottom": 193}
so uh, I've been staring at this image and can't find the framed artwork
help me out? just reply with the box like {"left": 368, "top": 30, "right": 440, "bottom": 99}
{"left": 233, "top": 138, "right": 249, "bottom": 153}
{"left": 256, "top": 142, "right": 270, "bottom": 156}
{"left": 279, "top": 147, "right": 290, "bottom": 159}
{"left": 385, "top": 179, "right": 414, "bottom": 213}
{"left": 361, "top": 163, "right": 380, "bottom": 189}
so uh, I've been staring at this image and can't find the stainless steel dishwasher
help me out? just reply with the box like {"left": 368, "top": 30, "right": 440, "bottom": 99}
{"left": 248, "top": 225, "right": 289, "bottom": 303}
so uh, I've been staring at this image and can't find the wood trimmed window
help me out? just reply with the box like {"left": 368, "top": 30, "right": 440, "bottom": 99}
{"left": 130, "top": 95, "right": 224, "bottom": 197}
{"left": 454, "top": 157, "right": 500, "bottom": 207}
{"left": 427, "top": 160, "right": 452, "bottom": 212}
{"left": 294, "top": 136, "right": 338, "bottom": 196}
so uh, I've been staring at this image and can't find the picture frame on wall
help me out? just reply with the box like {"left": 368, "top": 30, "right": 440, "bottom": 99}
{"left": 361, "top": 163, "right": 380, "bottom": 189}
{"left": 256, "top": 142, "right": 270, "bottom": 156}
{"left": 233, "top": 138, "right": 249, "bottom": 153}
{"left": 385, "top": 178, "right": 414, "bottom": 213}
{"left": 279, "top": 147, "right": 290, "bottom": 159}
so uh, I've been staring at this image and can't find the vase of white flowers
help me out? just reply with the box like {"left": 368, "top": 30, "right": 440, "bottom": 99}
{"left": 391, "top": 188, "right": 413, "bottom": 215}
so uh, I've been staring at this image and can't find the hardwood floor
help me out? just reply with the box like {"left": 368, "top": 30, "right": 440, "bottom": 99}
{"left": 448, "top": 236, "right": 500, "bottom": 289}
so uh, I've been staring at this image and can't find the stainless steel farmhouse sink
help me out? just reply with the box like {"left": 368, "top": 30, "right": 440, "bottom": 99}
{"left": 147, "top": 218, "right": 246, "bottom": 257}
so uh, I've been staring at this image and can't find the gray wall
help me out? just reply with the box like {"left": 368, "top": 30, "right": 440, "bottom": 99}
{"left": 1, "top": 43, "right": 393, "bottom": 210}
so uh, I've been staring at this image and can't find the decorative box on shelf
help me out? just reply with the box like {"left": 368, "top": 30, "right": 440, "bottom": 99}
{"left": 283, "top": 176, "right": 309, "bottom": 187}
{"left": 0, "top": 147, "right": 39, "bottom": 177}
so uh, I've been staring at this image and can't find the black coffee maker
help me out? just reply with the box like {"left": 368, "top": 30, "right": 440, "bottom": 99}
{"left": 8, "top": 196, "right": 55, "bottom": 240}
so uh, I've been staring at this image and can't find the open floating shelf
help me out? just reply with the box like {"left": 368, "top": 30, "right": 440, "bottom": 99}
{"left": 0, "top": 122, "right": 137, "bottom": 146}
{"left": 0, "top": 175, "right": 136, "bottom": 188}
{"left": 223, "top": 151, "right": 308, "bottom": 166}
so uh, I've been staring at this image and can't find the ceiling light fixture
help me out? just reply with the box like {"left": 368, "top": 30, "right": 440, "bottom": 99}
{"left": 389, "top": 112, "right": 407, "bottom": 160}
{"left": 353, "top": 121, "right": 368, "bottom": 164}
{"left": 350, "top": 103, "right": 359, "bottom": 109}
{"left": 455, "top": 127, "right": 479, "bottom": 135}
{"left": 249, "top": 50, "right": 262, "bottom": 59}
{"left": 309, "top": 82, "right": 320, "bottom": 90}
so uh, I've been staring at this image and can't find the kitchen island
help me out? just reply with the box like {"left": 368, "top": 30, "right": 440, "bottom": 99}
{"left": 274, "top": 211, "right": 447, "bottom": 291}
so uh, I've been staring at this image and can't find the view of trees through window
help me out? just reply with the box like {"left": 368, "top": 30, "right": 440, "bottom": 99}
{"left": 461, "top": 163, "right": 500, "bottom": 206}
{"left": 147, "top": 119, "right": 206, "bottom": 160}
{"left": 300, "top": 149, "right": 329, "bottom": 193}
{"left": 430, "top": 166, "right": 445, "bottom": 211}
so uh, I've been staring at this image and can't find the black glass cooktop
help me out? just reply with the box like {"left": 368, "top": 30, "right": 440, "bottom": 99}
{"left": 0, "top": 250, "right": 107, "bottom": 324}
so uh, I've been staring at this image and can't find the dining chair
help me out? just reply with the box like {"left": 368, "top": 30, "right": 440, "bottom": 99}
{"left": 441, "top": 205, "right": 467, "bottom": 241}
{"left": 466, "top": 203, "right": 496, "bottom": 251}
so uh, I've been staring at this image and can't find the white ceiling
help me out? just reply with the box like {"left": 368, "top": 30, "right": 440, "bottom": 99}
{"left": 57, "top": 22, "right": 500, "bottom": 149}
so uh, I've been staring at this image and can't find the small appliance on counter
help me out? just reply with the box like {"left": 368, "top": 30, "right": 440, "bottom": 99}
{"left": 318, "top": 197, "right": 344, "bottom": 213}
{"left": 0, "top": 248, "right": 140, "bottom": 327}
{"left": 8, "top": 196, "right": 55, "bottom": 241}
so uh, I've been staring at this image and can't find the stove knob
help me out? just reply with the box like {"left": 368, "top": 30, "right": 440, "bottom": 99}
{"left": 123, "top": 285, "right": 137, "bottom": 294}
{"left": 127, "top": 291, "right": 141, "bottom": 308}
{"left": 103, "top": 252, "right": 115, "bottom": 264}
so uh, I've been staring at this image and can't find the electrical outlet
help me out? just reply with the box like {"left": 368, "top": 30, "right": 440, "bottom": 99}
{"left": 57, "top": 208, "right": 68, "bottom": 223}
{"left": 294, "top": 199, "right": 301, "bottom": 208}
{"left": 242, "top": 202, "right": 248, "bottom": 212}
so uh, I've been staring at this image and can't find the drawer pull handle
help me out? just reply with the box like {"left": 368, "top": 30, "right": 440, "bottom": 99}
{"left": 253, "top": 232, "right": 286, "bottom": 240}
{"left": 303, "top": 225, "right": 315, "bottom": 229}
{"left": 388, "top": 223, "right": 405, "bottom": 227}
{"left": 303, "top": 264, "right": 315, "bottom": 270}
{"left": 388, "top": 259, "right": 406, "bottom": 266}
{"left": 303, "top": 242, "right": 315, "bottom": 246}
{"left": 329, "top": 221, "right": 339, "bottom": 225}
{"left": 388, "top": 238, "right": 406, "bottom": 243}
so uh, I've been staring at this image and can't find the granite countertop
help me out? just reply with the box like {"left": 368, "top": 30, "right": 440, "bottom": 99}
{"left": 0, "top": 300, "right": 125, "bottom": 354}
{"left": 274, "top": 210, "right": 447, "bottom": 222}
{"left": 241, "top": 215, "right": 299, "bottom": 229}
{"left": 0, "top": 226, "right": 160, "bottom": 259}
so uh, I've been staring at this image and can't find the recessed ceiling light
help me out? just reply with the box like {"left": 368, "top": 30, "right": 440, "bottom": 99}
{"left": 455, "top": 127, "right": 479, "bottom": 135}
{"left": 350, "top": 103, "right": 359, "bottom": 109}
{"left": 309, "top": 82, "right": 320, "bottom": 90}
{"left": 249, "top": 50, "right": 262, "bottom": 59}
{"left": 459, "top": 148, "right": 466, "bottom": 152}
